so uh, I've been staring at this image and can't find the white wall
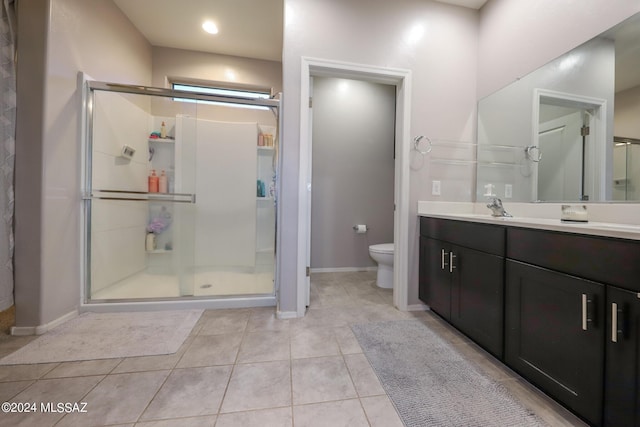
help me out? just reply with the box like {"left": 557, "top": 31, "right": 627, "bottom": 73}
{"left": 311, "top": 77, "right": 395, "bottom": 269}
{"left": 478, "top": 0, "right": 640, "bottom": 98}
{"left": 282, "top": 0, "right": 479, "bottom": 309}
{"left": 15, "top": 0, "right": 152, "bottom": 327}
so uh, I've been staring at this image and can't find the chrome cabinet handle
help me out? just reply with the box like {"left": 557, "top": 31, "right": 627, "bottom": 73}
{"left": 611, "top": 303, "right": 623, "bottom": 343}
{"left": 449, "top": 252, "right": 456, "bottom": 273}
{"left": 582, "top": 294, "right": 593, "bottom": 331}
{"left": 441, "top": 249, "right": 448, "bottom": 270}
{"left": 612, "top": 302, "right": 618, "bottom": 343}
{"left": 582, "top": 294, "right": 587, "bottom": 331}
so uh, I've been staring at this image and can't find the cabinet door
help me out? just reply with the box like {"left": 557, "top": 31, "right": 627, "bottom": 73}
{"left": 505, "top": 260, "right": 604, "bottom": 426}
{"left": 450, "top": 245, "right": 504, "bottom": 358}
{"left": 605, "top": 286, "right": 640, "bottom": 427}
{"left": 419, "top": 237, "right": 451, "bottom": 319}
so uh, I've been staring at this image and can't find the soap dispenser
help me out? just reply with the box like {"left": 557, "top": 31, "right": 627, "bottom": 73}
{"left": 158, "top": 170, "right": 168, "bottom": 193}
{"left": 148, "top": 170, "right": 159, "bottom": 193}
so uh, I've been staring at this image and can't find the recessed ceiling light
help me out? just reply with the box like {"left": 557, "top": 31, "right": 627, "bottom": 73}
{"left": 202, "top": 21, "right": 219, "bottom": 35}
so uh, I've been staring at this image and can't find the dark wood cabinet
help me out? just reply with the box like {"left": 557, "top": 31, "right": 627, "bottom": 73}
{"left": 449, "top": 243, "right": 504, "bottom": 358}
{"left": 419, "top": 216, "right": 640, "bottom": 427}
{"left": 605, "top": 286, "right": 640, "bottom": 427}
{"left": 419, "top": 237, "right": 451, "bottom": 319}
{"left": 419, "top": 218, "right": 504, "bottom": 358}
{"left": 505, "top": 259, "right": 605, "bottom": 427}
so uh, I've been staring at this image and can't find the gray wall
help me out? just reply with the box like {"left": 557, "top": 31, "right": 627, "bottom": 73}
{"left": 310, "top": 77, "right": 395, "bottom": 269}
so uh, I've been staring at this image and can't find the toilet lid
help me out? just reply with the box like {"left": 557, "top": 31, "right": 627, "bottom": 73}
{"left": 370, "top": 243, "right": 394, "bottom": 254}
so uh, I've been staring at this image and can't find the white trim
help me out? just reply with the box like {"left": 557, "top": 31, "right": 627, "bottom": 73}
{"left": 310, "top": 267, "right": 377, "bottom": 274}
{"left": 79, "top": 296, "right": 276, "bottom": 313}
{"left": 406, "top": 303, "right": 429, "bottom": 312}
{"left": 298, "top": 57, "right": 412, "bottom": 317}
{"left": 276, "top": 310, "right": 299, "bottom": 320}
{"left": 11, "top": 310, "right": 78, "bottom": 336}
{"left": 532, "top": 88, "right": 607, "bottom": 201}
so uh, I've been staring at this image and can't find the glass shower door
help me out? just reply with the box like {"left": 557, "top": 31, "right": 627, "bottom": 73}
{"left": 82, "top": 80, "right": 280, "bottom": 305}
{"left": 85, "top": 88, "right": 198, "bottom": 301}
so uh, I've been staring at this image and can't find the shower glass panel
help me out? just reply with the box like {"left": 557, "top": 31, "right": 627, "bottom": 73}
{"left": 83, "top": 82, "right": 279, "bottom": 303}
{"left": 613, "top": 137, "right": 640, "bottom": 201}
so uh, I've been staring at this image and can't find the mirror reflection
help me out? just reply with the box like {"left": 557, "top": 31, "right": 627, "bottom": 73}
{"left": 477, "top": 12, "right": 640, "bottom": 202}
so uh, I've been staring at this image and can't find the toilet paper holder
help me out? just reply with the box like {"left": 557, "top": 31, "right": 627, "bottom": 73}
{"left": 353, "top": 225, "right": 368, "bottom": 233}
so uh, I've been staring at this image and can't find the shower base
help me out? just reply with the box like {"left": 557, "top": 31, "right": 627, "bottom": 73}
{"left": 90, "top": 268, "right": 274, "bottom": 301}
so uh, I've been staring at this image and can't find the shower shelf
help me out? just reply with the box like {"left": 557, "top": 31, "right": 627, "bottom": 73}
{"left": 148, "top": 138, "right": 175, "bottom": 144}
{"left": 85, "top": 190, "right": 195, "bottom": 204}
{"left": 257, "top": 197, "right": 273, "bottom": 201}
{"left": 146, "top": 249, "right": 172, "bottom": 254}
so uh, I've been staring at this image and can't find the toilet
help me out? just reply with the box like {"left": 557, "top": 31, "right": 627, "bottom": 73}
{"left": 369, "top": 243, "right": 394, "bottom": 289}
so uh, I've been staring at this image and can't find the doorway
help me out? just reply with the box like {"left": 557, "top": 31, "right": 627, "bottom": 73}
{"left": 532, "top": 89, "right": 607, "bottom": 202}
{"left": 310, "top": 77, "right": 395, "bottom": 274}
{"left": 298, "top": 58, "right": 412, "bottom": 316}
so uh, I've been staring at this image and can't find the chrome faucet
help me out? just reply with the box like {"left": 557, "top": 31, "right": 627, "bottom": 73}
{"left": 486, "top": 197, "right": 512, "bottom": 217}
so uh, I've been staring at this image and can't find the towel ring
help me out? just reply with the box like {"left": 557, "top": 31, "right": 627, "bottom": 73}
{"left": 524, "top": 145, "right": 542, "bottom": 162}
{"left": 413, "top": 135, "right": 432, "bottom": 155}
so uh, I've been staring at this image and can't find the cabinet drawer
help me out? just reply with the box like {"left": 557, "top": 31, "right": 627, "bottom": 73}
{"left": 420, "top": 217, "right": 505, "bottom": 256}
{"left": 507, "top": 227, "right": 640, "bottom": 292}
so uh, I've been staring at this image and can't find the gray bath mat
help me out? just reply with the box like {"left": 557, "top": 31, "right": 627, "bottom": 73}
{"left": 0, "top": 310, "right": 203, "bottom": 365}
{"left": 351, "top": 319, "right": 548, "bottom": 427}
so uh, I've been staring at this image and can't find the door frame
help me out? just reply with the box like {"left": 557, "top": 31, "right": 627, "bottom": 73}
{"left": 297, "top": 57, "right": 412, "bottom": 316}
{"left": 532, "top": 88, "right": 607, "bottom": 201}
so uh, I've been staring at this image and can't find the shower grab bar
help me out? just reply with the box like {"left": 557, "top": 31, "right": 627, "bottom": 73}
{"left": 83, "top": 190, "right": 196, "bottom": 204}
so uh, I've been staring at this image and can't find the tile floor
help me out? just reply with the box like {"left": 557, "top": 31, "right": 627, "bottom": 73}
{"left": 0, "top": 272, "right": 587, "bottom": 426}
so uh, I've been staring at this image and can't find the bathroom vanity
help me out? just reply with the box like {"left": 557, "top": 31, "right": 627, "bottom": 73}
{"left": 419, "top": 214, "right": 640, "bottom": 427}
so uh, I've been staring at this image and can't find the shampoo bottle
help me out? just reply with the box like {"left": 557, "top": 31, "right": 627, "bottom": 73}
{"left": 149, "top": 169, "right": 159, "bottom": 193}
{"left": 145, "top": 233, "right": 156, "bottom": 251}
{"left": 159, "top": 170, "right": 168, "bottom": 193}
{"left": 160, "top": 121, "right": 167, "bottom": 139}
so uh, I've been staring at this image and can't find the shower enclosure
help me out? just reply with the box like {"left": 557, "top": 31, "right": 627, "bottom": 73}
{"left": 613, "top": 136, "right": 640, "bottom": 201}
{"left": 81, "top": 78, "right": 281, "bottom": 309}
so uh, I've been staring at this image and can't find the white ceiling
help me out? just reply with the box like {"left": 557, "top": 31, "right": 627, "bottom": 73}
{"left": 113, "top": 0, "right": 486, "bottom": 63}
{"left": 113, "top": 0, "right": 284, "bottom": 62}
{"left": 436, "top": 0, "right": 488, "bottom": 9}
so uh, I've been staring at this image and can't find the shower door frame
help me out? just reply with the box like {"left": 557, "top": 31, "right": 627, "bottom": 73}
{"left": 79, "top": 75, "right": 282, "bottom": 312}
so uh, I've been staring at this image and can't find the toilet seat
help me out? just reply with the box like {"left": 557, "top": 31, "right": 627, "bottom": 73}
{"left": 369, "top": 243, "right": 394, "bottom": 254}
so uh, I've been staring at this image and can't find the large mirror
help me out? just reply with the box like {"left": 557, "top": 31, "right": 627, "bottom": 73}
{"left": 477, "top": 12, "right": 640, "bottom": 202}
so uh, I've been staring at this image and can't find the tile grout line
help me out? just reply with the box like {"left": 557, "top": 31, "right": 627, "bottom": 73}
{"left": 213, "top": 310, "right": 252, "bottom": 422}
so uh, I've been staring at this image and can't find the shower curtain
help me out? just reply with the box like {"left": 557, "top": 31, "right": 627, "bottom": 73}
{"left": 0, "top": 0, "right": 16, "bottom": 310}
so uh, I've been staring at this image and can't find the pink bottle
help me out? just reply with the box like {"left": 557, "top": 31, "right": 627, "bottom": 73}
{"left": 148, "top": 170, "right": 159, "bottom": 193}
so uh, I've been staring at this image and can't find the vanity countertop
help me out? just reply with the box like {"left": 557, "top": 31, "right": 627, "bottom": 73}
{"left": 419, "top": 212, "right": 640, "bottom": 241}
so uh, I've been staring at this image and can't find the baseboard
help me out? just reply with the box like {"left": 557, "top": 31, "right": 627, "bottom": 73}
{"left": 406, "top": 303, "right": 429, "bottom": 312}
{"left": 310, "top": 266, "right": 377, "bottom": 273}
{"left": 276, "top": 310, "right": 299, "bottom": 320}
{"left": 11, "top": 310, "right": 78, "bottom": 336}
